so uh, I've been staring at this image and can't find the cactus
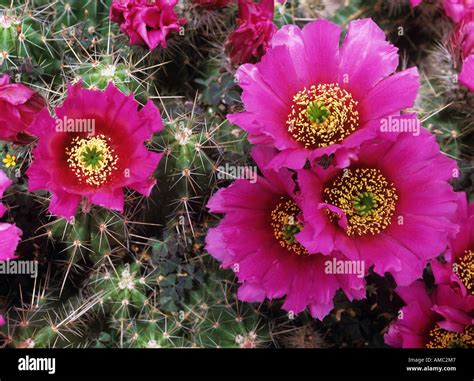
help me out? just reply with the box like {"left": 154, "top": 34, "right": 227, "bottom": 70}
{"left": 50, "top": 0, "right": 110, "bottom": 31}
{"left": 150, "top": 105, "right": 230, "bottom": 235}
{"left": 88, "top": 260, "right": 157, "bottom": 318}
{"left": 77, "top": 58, "right": 143, "bottom": 96}
{"left": 0, "top": 4, "right": 59, "bottom": 75}
{"left": 184, "top": 267, "right": 271, "bottom": 348}
{"left": 124, "top": 311, "right": 186, "bottom": 348}
{"left": 47, "top": 207, "right": 129, "bottom": 266}
{"left": 3, "top": 282, "right": 98, "bottom": 348}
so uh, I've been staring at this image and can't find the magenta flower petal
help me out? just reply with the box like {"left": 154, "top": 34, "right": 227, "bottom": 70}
{"left": 0, "top": 79, "right": 37, "bottom": 105}
{"left": 0, "top": 223, "right": 21, "bottom": 261}
{"left": 268, "top": 25, "right": 311, "bottom": 89}
{"left": 431, "top": 194, "right": 474, "bottom": 301}
{"left": 301, "top": 19, "right": 341, "bottom": 84}
{"left": 443, "top": 0, "right": 474, "bottom": 22}
{"left": 432, "top": 305, "right": 472, "bottom": 332}
{"left": 257, "top": 45, "right": 308, "bottom": 109}
{"left": 0, "top": 170, "right": 12, "bottom": 218}
{"left": 237, "top": 282, "right": 267, "bottom": 302}
{"left": 338, "top": 19, "right": 399, "bottom": 100}
{"left": 384, "top": 281, "right": 437, "bottom": 348}
{"left": 266, "top": 148, "right": 309, "bottom": 170}
{"left": 208, "top": 179, "right": 280, "bottom": 214}
{"left": 450, "top": 15, "right": 474, "bottom": 60}
{"left": 359, "top": 67, "right": 419, "bottom": 123}
{"left": 0, "top": 170, "right": 21, "bottom": 261}
{"left": 459, "top": 54, "right": 474, "bottom": 92}
{"left": 89, "top": 189, "right": 125, "bottom": 213}
{"left": 49, "top": 192, "right": 82, "bottom": 219}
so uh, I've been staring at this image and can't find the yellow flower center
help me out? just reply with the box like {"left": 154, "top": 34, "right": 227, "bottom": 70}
{"left": 270, "top": 197, "right": 308, "bottom": 256}
{"left": 323, "top": 168, "right": 398, "bottom": 236}
{"left": 286, "top": 83, "right": 359, "bottom": 148}
{"left": 456, "top": 250, "right": 474, "bottom": 295}
{"left": 66, "top": 134, "right": 118, "bottom": 186}
{"left": 426, "top": 325, "right": 474, "bottom": 348}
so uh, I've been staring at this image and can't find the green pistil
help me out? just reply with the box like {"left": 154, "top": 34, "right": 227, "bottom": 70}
{"left": 307, "top": 101, "right": 329, "bottom": 124}
{"left": 281, "top": 222, "right": 302, "bottom": 245}
{"left": 448, "top": 340, "right": 469, "bottom": 349}
{"left": 81, "top": 146, "right": 104, "bottom": 170}
{"left": 353, "top": 192, "right": 378, "bottom": 215}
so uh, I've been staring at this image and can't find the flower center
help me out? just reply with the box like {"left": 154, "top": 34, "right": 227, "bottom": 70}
{"left": 456, "top": 250, "right": 474, "bottom": 295}
{"left": 286, "top": 83, "right": 359, "bottom": 148}
{"left": 323, "top": 168, "right": 398, "bottom": 236}
{"left": 66, "top": 134, "right": 118, "bottom": 186}
{"left": 270, "top": 197, "right": 308, "bottom": 256}
{"left": 426, "top": 326, "right": 474, "bottom": 348}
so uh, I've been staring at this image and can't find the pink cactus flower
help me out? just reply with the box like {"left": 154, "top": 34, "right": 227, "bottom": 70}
{"left": 385, "top": 281, "right": 473, "bottom": 348}
{"left": 296, "top": 128, "right": 460, "bottom": 286}
{"left": 431, "top": 194, "right": 474, "bottom": 303}
{"left": 228, "top": 18, "right": 419, "bottom": 170}
{"left": 206, "top": 146, "right": 365, "bottom": 319}
{"left": 0, "top": 74, "right": 46, "bottom": 144}
{"left": 225, "top": 0, "right": 277, "bottom": 66}
{"left": 26, "top": 83, "right": 164, "bottom": 220}
{"left": 110, "top": 0, "right": 186, "bottom": 50}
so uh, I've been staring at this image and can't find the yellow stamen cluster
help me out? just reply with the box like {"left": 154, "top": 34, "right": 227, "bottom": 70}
{"left": 456, "top": 250, "right": 473, "bottom": 295}
{"left": 323, "top": 168, "right": 398, "bottom": 236}
{"left": 426, "top": 325, "right": 474, "bottom": 348}
{"left": 286, "top": 83, "right": 359, "bottom": 148}
{"left": 66, "top": 134, "right": 118, "bottom": 187}
{"left": 270, "top": 197, "right": 308, "bottom": 256}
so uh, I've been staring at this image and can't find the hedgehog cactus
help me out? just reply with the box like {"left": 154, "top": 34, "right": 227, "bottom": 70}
{"left": 78, "top": 60, "right": 134, "bottom": 91}
{"left": 48, "top": 208, "right": 128, "bottom": 264}
{"left": 49, "top": 0, "right": 110, "bottom": 32}
{"left": 185, "top": 271, "right": 270, "bottom": 348}
{"left": 152, "top": 109, "right": 232, "bottom": 234}
{"left": 89, "top": 260, "right": 157, "bottom": 318}
{"left": 6, "top": 288, "right": 93, "bottom": 348}
{"left": 0, "top": 6, "right": 58, "bottom": 74}
{"left": 123, "top": 311, "right": 186, "bottom": 348}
